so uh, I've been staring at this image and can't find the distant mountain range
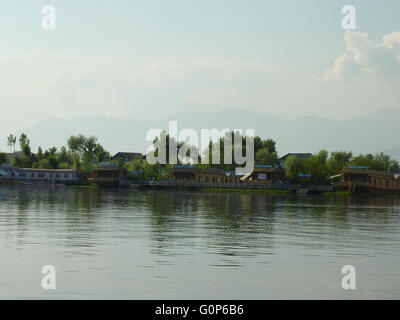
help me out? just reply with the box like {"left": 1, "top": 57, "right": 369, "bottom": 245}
{"left": 1, "top": 108, "right": 400, "bottom": 160}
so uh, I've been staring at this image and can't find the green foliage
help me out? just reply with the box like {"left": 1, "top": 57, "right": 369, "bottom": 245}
{"left": 72, "top": 153, "right": 81, "bottom": 171}
{"left": 67, "top": 135, "right": 86, "bottom": 153}
{"left": 284, "top": 155, "right": 303, "bottom": 182}
{"left": 350, "top": 152, "right": 399, "bottom": 172}
{"left": 12, "top": 155, "right": 32, "bottom": 168}
{"left": 126, "top": 158, "right": 169, "bottom": 180}
{"left": 18, "top": 133, "right": 30, "bottom": 150}
{"left": 67, "top": 134, "right": 110, "bottom": 169}
{"left": 302, "top": 151, "right": 331, "bottom": 184}
{"left": 95, "top": 145, "right": 110, "bottom": 163}
{"left": 7, "top": 134, "right": 16, "bottom": 153}
{"left": 204, "top": 131, "right": 276, "bottom": 170}
{"left": 151, "top": 131, "right": 185, "bottom": 165}
{"left": 254, "top": 137, "right": 276, "bottom": 154}
{"left": 58, "top": 146, "right": 71, "bottom": 164}
{"left": 4, "top": 133, "right": 110, "bottom": 173}
{"left": 117, "top": 157, "right": 125, "bottom": 168}
{"left": 148, "top": 130, "right": 278, "bottom": 170}
{"left": 37, "top": 147, "right": 44, "bottom": 161}
{"left": 0, "top": 152, "right": 7, "bottom": 165}
{"left": 4, "top": 130, "right": 399, "bottom": 188}
{"left": 38, "top": 159, "right": 51, "bottom": 169}
{"left": 47, "top": 155, "right": 59, "bottom": 169}
{"left": 255, "top": 149, "right": 278, "bottom": 165}
{"left": 22, "top": 144, "right": 31, "bottom": 157}
{"left": 285, "top": 150, "right": 400, "bottom": 185}
{"left": 81, "top": 152, "right": 94, "bottom": 173}
{"left": 331, "top": 151, "right": 352, "bottom": 167}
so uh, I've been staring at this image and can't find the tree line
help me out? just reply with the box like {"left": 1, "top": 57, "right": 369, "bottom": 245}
{"left": 1, "top": 133, "right": 110, "bottom": 173}
{"left": 126, "top": 131, "right": 400, "bottom": 183}
{"left": 1, "top": 131, "right": 399, "bottom": 185}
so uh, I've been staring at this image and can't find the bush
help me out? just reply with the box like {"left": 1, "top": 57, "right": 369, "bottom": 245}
{"left": 0, "top": 152, "right": 7, "bottom": 165}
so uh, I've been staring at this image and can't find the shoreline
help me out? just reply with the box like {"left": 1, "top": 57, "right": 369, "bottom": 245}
{"left": 3, "top": 182, "right": 400, "bottom": 198}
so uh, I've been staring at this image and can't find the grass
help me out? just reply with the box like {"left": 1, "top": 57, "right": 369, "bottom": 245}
{"left": 64, "top": 181, "right": 98, "bottom": 188}
{"left": 323, "top": 191, "right": 351, "bottom": 197}
{"left": 203, "top": 188, "right": 292, "bottom": 194}
{"left": 323, "top": 190, "right": 400, "bottom": 198}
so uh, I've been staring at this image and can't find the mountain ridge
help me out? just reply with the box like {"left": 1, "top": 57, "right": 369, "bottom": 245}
{"left": 1, "top": 108, "right": 400, "bottom": 160}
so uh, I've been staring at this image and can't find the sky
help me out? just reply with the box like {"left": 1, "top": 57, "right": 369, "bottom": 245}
{"left": 0, "top": 0, "right": 399, "bottom": 138}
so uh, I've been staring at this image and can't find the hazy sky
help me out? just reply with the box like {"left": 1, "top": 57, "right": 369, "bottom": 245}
{"left": 0, "top": 0, "right": 399, "bottom": 137}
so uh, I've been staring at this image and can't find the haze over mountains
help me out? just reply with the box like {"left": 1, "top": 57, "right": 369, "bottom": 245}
{"left": 1, "top": 108, "right": 400, "bottom": 160}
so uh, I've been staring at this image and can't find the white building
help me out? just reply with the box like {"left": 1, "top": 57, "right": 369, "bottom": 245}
{"left": 0, "top": 164, "right": 78, "bottom": 183}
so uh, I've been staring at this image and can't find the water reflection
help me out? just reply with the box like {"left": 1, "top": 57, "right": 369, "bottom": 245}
{"left": 1, "top": 187, "right": 400, "bottom": 257}
{"left": 1, "top": 186, "right": 400, "bottom": 298}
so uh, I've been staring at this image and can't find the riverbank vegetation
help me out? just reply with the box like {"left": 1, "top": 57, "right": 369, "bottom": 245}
{"left": 203, "top": 188, "right": 292, "bottom": 194}
{"left": 5, "top": 133, "right": 110, "bottom": 174}
{"left": 125, "top": 131, "right": 400, "bottom": 185}
{"left": 2, "top": 131, "right": 400, "bottom": 186}
{"left": 285, "top": 151, "right": 399, "bottom": 185}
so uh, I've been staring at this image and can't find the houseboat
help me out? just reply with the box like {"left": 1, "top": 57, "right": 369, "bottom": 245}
{"left": 88, "top": 166, "right": 128, "bottom": 187}
{"left": 240, "top": 165, "right": 285, "bottom": 184}
{"left": 339, "top": 166, "right": 400, "bottom": 193}
{"left": 170, "top": 166, "right": 241, "bottom": 184}
{"left": 0, "top": 164, "right": 78, "bottom": 185}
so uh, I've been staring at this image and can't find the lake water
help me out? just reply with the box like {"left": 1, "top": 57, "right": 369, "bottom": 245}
{"left": 0, "top": 186, "right": 399, "bottom": 299}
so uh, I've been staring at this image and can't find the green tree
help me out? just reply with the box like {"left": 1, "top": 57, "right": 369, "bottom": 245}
{"left": 327, "top": 151, "right": 352, "bottom": 174}
{"left": 151, "top": 131, "right": 185, "bottom": 165}
{"left": 350, "top": 153, "right": 399, "bottom": 172}
{"left": 58, "top": 146, "right": 72, "bottom": 165}
{"left": 204, "top": 131, "right": 258, "bottom": 170}
{"left": 18, "top": 133, "right": 30, "bottom": 150}
{"left": 331, "top": 151, "right": 352, "bottom": 167}
{"left": 303, "top": 151, "right": 330, "bottom": 184}
{"left": 37, "top": 147, "right": 44, "bottom": 161}
{"left": 117, "top": 157, "right": 125, "bottom": 168}
{"left": 253, "top": 136, "right": 264, "bottom": 155}
{"left": 83, "top": 136, "right": 98, "bottom": 159}
{"left": 255, "top": 148, "right": 278, "bottom": 165}
{"left": 263, "top": 139, "right": 276, "bottom": 154}
{"left": 285, "top": 155, "right": 304, "bottom": 182}
{"left": 0, "top": 152, "right": 7, "bottom": 165}
{"left": 7, "top": 134, "right": 16, "bottom": 153}
{"left": 72, "top": 153, "right": 81, "bottom": 171}
{"left": 67, "top": 135, "right": 86, "bottom": 153}
{"left": 67, "top": 134, "right": 110, "bottom": 170}
{"left": 22, "top": 144, "right": 31, "bottom": 157}
{"left": 95, "top": 145, "right": 110, "bottom": 163}
{"left": 38, "top": 159, "right": 51, "bottom": 169}
{"left": 12, "top": 156, "right": 23, "bottom": 168}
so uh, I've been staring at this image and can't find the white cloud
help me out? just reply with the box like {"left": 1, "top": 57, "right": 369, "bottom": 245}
{"left": 1, "top": 34, "right": 400, "bottom": 140}
{"left": 323, "top": 31, "right": 400, "bottom": 83}
{"left": 382, "top": 31, "right": 400, "bottom": 49}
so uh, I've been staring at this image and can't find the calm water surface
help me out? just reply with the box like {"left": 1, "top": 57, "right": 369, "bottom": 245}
{"left": 0, "top": 186, "right": 399, "bottom": 299}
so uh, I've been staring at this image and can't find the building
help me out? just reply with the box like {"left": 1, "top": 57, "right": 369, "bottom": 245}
{"left": 0, "top": 164, "right": 78, "bottom": 184}
{"left": 111, "top": 152, "right": 144, "bottom": 162}
{"left": 170, "top": 166, "right": 241, "bottom": 184}
{"left": 340, "top": 166, "right": 400, "bottom": 192}
{"left": 88, "top": 166, "right": 128, "bottom": 187}
{"left": 240, "top": 165, "right": 286, "bottom": 184}
{"left": 279, "top": 153, "right": 312, "bottom": 167}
